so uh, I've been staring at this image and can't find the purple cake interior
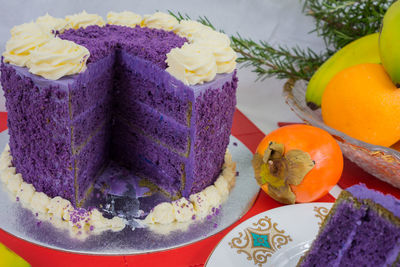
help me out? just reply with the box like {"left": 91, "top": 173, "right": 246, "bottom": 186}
{"left": 298, "top": 184, "right": 400, "bottom": 266}
{"left": 0, "top": 25, "right": 238, "bottom": 207}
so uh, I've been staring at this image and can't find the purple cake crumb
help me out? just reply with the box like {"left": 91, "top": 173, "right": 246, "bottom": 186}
{"left": 16, "top": 197, "right": 19, "bottom": 202}
{"left": 215, "top": 207, "right": 220, "bottom": 215}
{"left": 60, "top": 25, "right": 187, "bottom": 68}
{"left": 299, "top": 184, "right": 400, "bottom": 266}
{"left": 0, "top": 24, "right": 238, "bottom": 208}
{"left": 37, "top": 221, "right": 42, "bottom": 226}
{"left": 233, "top": 142, "right": 237, "bottom": 146}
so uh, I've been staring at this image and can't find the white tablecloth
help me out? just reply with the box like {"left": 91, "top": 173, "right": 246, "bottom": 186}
{"left": 0, "top": 0, "right": 326, "bottom": 135}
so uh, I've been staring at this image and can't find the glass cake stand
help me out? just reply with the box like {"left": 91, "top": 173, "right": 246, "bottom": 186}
{"left": 0, "top": 130, "right": 259, "bottom": 255}
{"left": 283, "top": 80, "right": 400, "bottom": 188}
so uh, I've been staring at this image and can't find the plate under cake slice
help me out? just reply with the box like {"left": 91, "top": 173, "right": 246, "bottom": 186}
{"left": 298, "top": 184, "right": 400, "bottom": 266}
{"left": 0, "top": 18, "right": 238, "bottom": 208}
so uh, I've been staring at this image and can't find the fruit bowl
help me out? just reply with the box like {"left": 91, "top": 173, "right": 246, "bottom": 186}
{"left": 283, "top": 79, "right": 400, "bottom": 188}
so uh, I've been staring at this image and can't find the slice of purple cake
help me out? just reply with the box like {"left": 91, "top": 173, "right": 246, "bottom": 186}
{"left": 298, "top": 184, "right": 400, "bottom": 266}
{"left": 0, "top": 24, "right": 237, "bottom": 207}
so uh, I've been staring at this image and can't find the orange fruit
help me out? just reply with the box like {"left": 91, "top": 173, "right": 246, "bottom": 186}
{"left": 321, "top": 63, "right": 400, "bottom": 147}
{"left": 254, "top": 125, "right": 343, "bottom": 203}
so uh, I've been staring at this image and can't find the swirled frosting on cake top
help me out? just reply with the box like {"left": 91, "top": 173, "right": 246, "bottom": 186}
{"left": 2, "top": 11, "right": 237, "bottom": 84}
{"left": 172, "top": 20, "right": 212, "bottom": 40}
{"left": 3, "top": 23, "right": 52, "bottom": 67}
{"left": 36, "top": 13, "right": 69, "bottom": 34}
{"left": 193, "top": 31, "right": 237, "bottom": 73}
{"left": 65, "top": 10, "right": 105, "bottom": 30}
{"left": 170, "top": 19, "right": 237, "bottom": 75}
{"left": 142, "top": 12, "right": 179, "bottom": 31}
{"left": 27, "top": 37, "right": 90, "bottom": 80}
{"left": 166, "top": 43, "right": 217, "bottom": 85}
{"left": 107, "top": 11, "right": 142, "bottom": 27}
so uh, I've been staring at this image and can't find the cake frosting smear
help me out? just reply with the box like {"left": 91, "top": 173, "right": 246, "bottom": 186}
{"left": 0, "top": 10, "right": 239, "bottom": 237}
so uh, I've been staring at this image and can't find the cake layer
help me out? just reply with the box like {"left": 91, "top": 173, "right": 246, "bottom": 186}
{"left": 69, "top": 52, "right": 115, "bottom": 118}
{"left": 347, "top": 183, "right": 400, "bottom": 216}
{"left": 114, "top": 100, "right": 190, "bottom": 155}
{"left": 1, "top": 24, "right": 238, "bottom": 207}
{"left": 298, "top": 198, "right": 366, "bottom": 266}
{"left": 75, "top": 123, "right": 110, "bottom": 204}
{"left": 60, "top": 25, "right": 187, "bottom": 68}
{"left": 111, "top": 117, "right": 186, "bottom": 198}
{"left": 1, "top": 60, "right": 75, "bottom": 202}
{"left": 114, "top": 50, "right": 193, "bottom": 126}
{"left": 189, "top": 71, "right": 238, "bottom": 196}
{"left": 72, "top": 99, "right": 112, "bottom": 149}
{"left": 339, "top": 207, "right": 400, "bottom": 265}
{"left": 112, "top": 50, "right": 237, "bottom": 197}
{"left": 0, "top": 55, "right": 115, "bottom": 206}
{"left": 298, "top": 184, "right": 400, "bottom": 267}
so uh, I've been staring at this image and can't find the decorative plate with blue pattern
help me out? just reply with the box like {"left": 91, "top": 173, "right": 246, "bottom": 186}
{"left": 206, "top": 203, "right": 333, "bottom": 267}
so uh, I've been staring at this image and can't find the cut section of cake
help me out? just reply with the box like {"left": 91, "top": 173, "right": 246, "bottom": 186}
{"left": 298, "top": 184, "right": 400, "bottom": 266}
{"left": 0, "top": 13, "right": 238, "bottom": 208}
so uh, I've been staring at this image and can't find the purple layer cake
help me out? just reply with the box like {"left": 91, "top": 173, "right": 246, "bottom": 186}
{"left": 0, "top": 24, "right": 238, "bottom": 207}
{"left": 298, "top": 184, "right": 400, "bottom": 266}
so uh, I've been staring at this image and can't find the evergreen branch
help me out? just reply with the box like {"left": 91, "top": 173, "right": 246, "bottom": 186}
{"left": 231, "top": 35, "right": 328, "bottom": 81}
{"left": 303, "top": 0, "right": 394, "bottom": 49}
{"left": 168, "top": 10, "right": 325, "bottom": 81}
{"left": 168, "top": 10, "right": 218, "bottom": 31}
{"left": 169, "top": 1, "right": 392, "bottom": 82}
{"left": 168, "top": 11, "right": 191, "bottom": 22}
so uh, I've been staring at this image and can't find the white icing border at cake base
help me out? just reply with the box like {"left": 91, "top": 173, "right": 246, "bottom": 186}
{"left": 142, "top": 150, "right": 237, "bottom": 233}
{"left": 0, "top": 144, "right": 237, "bottom": 238}
{"left": 0, "top": 144, "right": 126, "bottom": 240}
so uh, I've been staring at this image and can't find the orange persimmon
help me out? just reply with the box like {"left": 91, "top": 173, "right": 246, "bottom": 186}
{"left": 253, "top": 124, "right": 343, "bottom": 203}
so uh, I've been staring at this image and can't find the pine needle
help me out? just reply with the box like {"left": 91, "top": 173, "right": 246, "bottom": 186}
{"left": 169, "top": 0, "right": 392, "bottom": 82}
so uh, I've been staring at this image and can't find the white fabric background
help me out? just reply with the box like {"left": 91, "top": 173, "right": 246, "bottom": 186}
{"left": 0, "top": 0, "right": 326, "bottom": 135}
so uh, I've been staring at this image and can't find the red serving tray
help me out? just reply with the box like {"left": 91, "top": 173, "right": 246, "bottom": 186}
{"left": 0, "top": 109, "right": 398, "bottom": 267}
